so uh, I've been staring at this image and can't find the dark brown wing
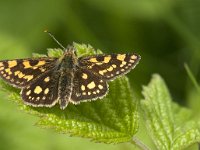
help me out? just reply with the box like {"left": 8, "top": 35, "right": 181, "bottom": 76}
{"left": 70, "top": 68, "right": 108, "bottom": 104}
{"left": 78, "top": 53, "right": 140, "bottom": 81}
{"left": 0, "top": 57, "right": 57, "bottom": 87}
{"left": 21, "top": 68, "right": 60, "bottom": 107}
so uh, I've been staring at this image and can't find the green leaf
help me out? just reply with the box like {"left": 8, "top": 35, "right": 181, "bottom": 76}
{"left": 47, "top": 48, "right": 64, "bottom": 57}
{"left": 32, "top": 53, "right": 47, "bottom": 58}
{"left": 73, "top": 42, "right": 102, "bottom": 57}
{"left": 141, "top": 74, "right": 200, "bottom": 150}
{"left": 0, "top": 43, "right": 139, "bottom": 144}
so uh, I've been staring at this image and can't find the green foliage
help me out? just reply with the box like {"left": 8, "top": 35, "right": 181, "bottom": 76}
{"left": 84, "top": 0, "right": 175, "bottom": 19}
{"left": 141, "top": 74, "right": 200, "bottom": 150}
{"left": 0, "top": 43, "right": 139, "bottom": 144}
{"left": 0, "top": 0, "right": 200, "bottom": 150}
{"left": 1, "top": 43, "right": 200, "bottom": 149}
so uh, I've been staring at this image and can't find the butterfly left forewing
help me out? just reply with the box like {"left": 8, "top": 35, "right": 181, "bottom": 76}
{"left": 78, "top": 53, "right": 140, "bottom": 80}
{"left": 0, "top": 58, "right": 57, "bottom": 87}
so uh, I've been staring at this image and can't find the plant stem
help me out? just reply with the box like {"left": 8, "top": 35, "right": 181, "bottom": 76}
{"left": 131, "top": 137, "right": 151, "bottom": 150}
{"left": 184, "top": 63, "right": 200, "bottom": 92}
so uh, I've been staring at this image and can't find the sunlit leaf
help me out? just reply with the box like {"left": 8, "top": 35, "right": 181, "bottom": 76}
{"left": 141, "top": 74, "right": 200, "bottom": 150}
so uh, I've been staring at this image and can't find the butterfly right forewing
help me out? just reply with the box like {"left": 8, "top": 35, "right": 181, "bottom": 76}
{"left": 78, "top": 53, "right": 140, "bottom": 81}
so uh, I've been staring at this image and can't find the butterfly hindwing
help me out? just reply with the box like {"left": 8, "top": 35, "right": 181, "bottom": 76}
{"left": 21, "top": 68, "right": 60, "bottom": 107}
{"left": 78, "top": 53, "right": 140, "bottom": 80}
{"left": 0, "top": 58, "right": 57, "bottom": 87}
{"left": 70, "top": 68, "right": 108, "bottom": 104}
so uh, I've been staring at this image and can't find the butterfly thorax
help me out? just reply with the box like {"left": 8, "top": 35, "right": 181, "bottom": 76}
{"left": 58, "top": 48, "right": 78, "bottom": 70}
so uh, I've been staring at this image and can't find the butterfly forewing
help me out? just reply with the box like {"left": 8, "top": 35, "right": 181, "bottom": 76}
{"left": 78, "top": 53, "right": 140, "bottom": 80}
{"left": 21, "top": 68, "right": 60, "bottom": 107}
{"left": 0, "top": 58, "right": 57, "bottom": 87}
{"left": 70, "top": 68, "right": 108, "bottom": 103}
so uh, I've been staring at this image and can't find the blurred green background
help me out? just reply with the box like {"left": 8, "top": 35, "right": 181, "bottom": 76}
{"left": 0, "top": 0, "right": 200, "bottom": 150}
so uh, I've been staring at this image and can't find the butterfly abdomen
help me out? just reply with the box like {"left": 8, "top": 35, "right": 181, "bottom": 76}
{"left": 58, "top": 70, "right": 74, "bottom": 109}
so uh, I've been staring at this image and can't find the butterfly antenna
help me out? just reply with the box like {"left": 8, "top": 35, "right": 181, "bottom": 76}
{"left": 44, "top": 30, "right": 65, "bottom": 49}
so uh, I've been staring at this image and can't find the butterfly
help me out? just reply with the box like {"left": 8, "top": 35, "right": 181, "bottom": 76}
{"left": 0, "top": 34, "right": 140, "bottom": 109}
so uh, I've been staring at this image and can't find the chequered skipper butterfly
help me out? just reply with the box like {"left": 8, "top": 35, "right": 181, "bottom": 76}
{"left": 0, "top": 33, "right": 141, "bottom": 109}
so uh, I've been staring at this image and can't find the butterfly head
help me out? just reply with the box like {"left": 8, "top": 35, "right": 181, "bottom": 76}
{"left": 64, "top": 45, "right": 76, "bottom": 55}
{"left": 56, "top": 46, "right": 78, "bottom": 68}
